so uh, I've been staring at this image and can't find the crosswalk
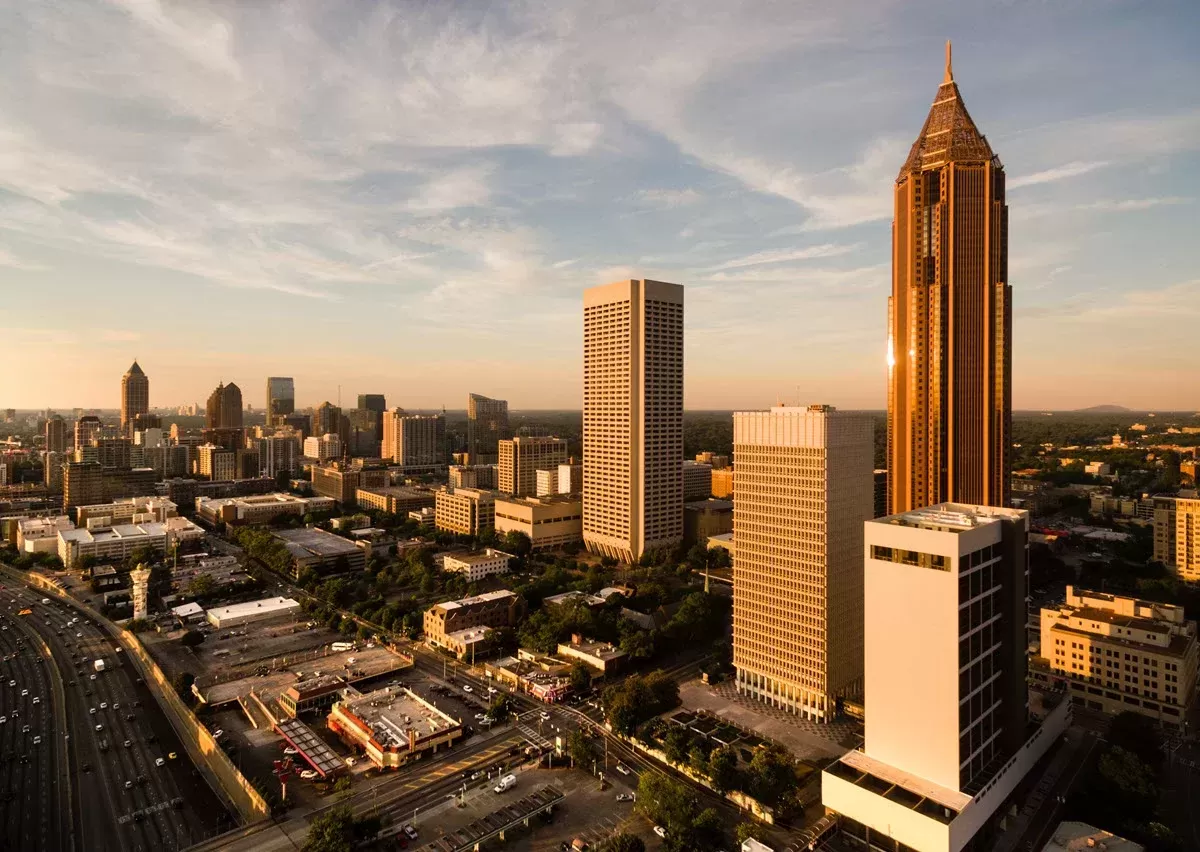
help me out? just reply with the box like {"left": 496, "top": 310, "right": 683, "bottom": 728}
{"left": 516, "top": 724, "right": 554, "bottom": 750}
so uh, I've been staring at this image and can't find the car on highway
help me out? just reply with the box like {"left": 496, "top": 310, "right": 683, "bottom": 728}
{"left": 94, "top": 724, "right": 103, "bottom": 732}
{"left": 123, "top": 739, "right": 132, "bottom": 748}
{"left": 32, "top": 696, "right": 39, "bottom": 704}
{"left": 32, "top": 736, "right": 41, "bottom": 745}
{"left": 100, "top": 702, "right": 107, "bottom": 709}
{"left": 0, "top": 717, "right": 5, "bottom": 725}
{"left": 124, "top": 781, "right": 132, "bottom": 790}
{"left": 21, "top": 724, "right": 30, "bottom": 733}
{"left": 168, "top": 751, "right": 177, "bottom": 760}
{"left": 156, "top": 758, "right": 165, "bottom": 767}
{"left": 90, "top": 707, "right": 97, "bottom": 714}
{"left": 20, "top": 688, "right": 27, "bottom": 697}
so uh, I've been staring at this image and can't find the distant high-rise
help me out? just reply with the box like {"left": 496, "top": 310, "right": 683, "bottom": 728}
{"left": 582, "top": 279, "right": 683, "bottom": 564}
{"left": 45, "top": 415, "right": 67, "bottom": 454}
{"left": 315, "top": 402, "right": 341, "bottom": 440}
{"left": 357, "top": 394, "right": 387, "bottom": 441}
{"left": 498, "top": 436, "right": 569, "bottom": 497}
{"left": 382, "top": 410, "right": 446, "bottom": 468}
{"left": 888, "top": 43, "right": 1011, "bottom": 514}
{"left": 467, "top": 394, "right": 509, "bottom": 466}
{"left": 74, "top": 415, "right": 102, "bottom": 453}
{"left": 206, "top": 382, "right": 244, "bottom": 429}
{"left": 120, "top": 360, "right": 149, "bottom": 437}
{"left": 266, "top": 377, "right": 295, "bottom": 423}
{"left": 732, "top": 405, "right": 873, "bottom": 722}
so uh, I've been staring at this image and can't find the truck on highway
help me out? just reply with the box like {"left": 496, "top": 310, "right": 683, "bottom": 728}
{"left": 331, "top": 641, "right": 355, "bottom": 652}
{"left": 93, "top": 659, "right": 105, "bottom": 672}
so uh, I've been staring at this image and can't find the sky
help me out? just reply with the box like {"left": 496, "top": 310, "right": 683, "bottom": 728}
{"left": 0, "top": 0, "right": 1198, "bottom": 412}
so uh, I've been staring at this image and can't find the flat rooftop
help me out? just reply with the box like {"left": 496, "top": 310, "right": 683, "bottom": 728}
{"left": 340, "top": 686, "right": 460, "bottom": 747}
{"left": 437, "top": 590, "right": 518, "bottom": 611}
{"left": 446, "top": 550, "right": 512, "bottom": 566}
{"left": 206, "top": 596, "right": 300, "bottom": 621}
{"left": 828, "top": 750, "right": 969, "bottom": 821}
{"left": 560, "top": 638, "right": 624, "bottom": 661}
{"left": 878, "top": 502, "right": 1026, "bottom": 533}
{"left": 275, "top": 718, "right": 344, "bottom": 777}
{"left": 60, "top": 517, "right": 200, "bottom": 543}
{"left": 274, "top": 527, "right": 360, "bottom": 557}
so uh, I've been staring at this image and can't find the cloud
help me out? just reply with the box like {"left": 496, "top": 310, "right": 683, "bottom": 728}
{"left": 99, "top": 329, "right": 143, "bottom": 343}
{"left": 1008, "top": 160, "right": 1108, "bottom": 189}
{"left": 710, "top": 242, "right": 861, "bottom": 270}
{"left": 1076, "top": 197, "right": 1190, "bottom": 212}
{"left": 0, "top": 245, "right": 46, "bottom": 270}
{"left": 636, "top": 188, "right": 702, "bottom": 208}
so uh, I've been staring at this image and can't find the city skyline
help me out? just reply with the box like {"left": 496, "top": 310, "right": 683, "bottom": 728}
{"left": 1, "top": 2, "right": 1198, "bottom": 411}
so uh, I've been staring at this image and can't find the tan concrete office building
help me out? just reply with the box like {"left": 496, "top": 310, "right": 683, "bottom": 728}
{"left": 355, "top": 486, "right": 436, "bottom": 516}
{"left": 498, "top": 436, "right": 569, "bottom": 497}
{"left": 494, "top": 494, "right": 583, "bottom": 551}
{"left": 382, "top": 410, "right": 445, "bottom": 467}
{"left": 1040, "top": 586, "right": 1198, "bottom": 729}
{"left": 434, "top": 487, "right": 496, "bottom": 536}
{"left": 732, "top": 405, "right": 873, "bottom": 722}
{"left": 582, "top": 279, "right": 683, "bottom": 564}
{"left": 1171, "top": 496, "right": 1200, "bottom": 581}
{"left": 710, "top": 467, "right": 733, "bottom": 498}
{"left": 423, "top": 590, "right": 525, "bottom": 657}
{"left": 120, "top": 361, "right": 149, "bottom": 438}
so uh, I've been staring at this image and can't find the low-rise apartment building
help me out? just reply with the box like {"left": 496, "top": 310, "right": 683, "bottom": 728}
{"left": 423, "top": 590, "right": 525, "bottom": 660}
{"left": 556, "top": 634, "right": 627, "bottom": 675}
{"left": 493, "top": 495, "right": 583, "bottom": 550}
{"left": 442, "top": 549, "right": 513, "bottom": 582}
{"left": 434, "top": 487, "right": 496, "bottom": 536}
{"left": 57, "top": 516, "right": 204, "bottom": 569}
{"left": 1040, "top": 585, "right": 1198, "bottom": 729}
{"left": 194, "top": 493, "right": 335, "bottom": 525}
{"left": 355, "top": 486, "right": 436, "bottom": 516}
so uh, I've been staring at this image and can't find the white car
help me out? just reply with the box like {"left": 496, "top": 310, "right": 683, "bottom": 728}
{"left": 100, "top": 702, "right": 108, "bottom": 710}
{"left": 20, "top": 689, "right": 27, "bottom": 697}
{"left": 89, "top": 674, "right": 96, "bottom": 681}
{"left": 32, "top": 696, "right": 40, "bottom": 705}
{"left": 539, "top": 711, "right": 550, "bottom": 721}
{"left": 487, "top": 687, "right": 497, "bottom": 695}
{"left": 283, "top": 747, "right": 297, "bottom": 756}
{"left": 299, "top": 770, "right": 318, "bottom": 780}
{"left": 90, "top": 707, "right": 97, "bottom": 715}
{"left": 653, "top": 826, "right": 667, "bottom": 839}
{"left": 462, "top": 684, "right": 473, "bottom": 693}
{"left": 32, "top": 735, "right": 41, "bottom": 745}
{"left": 0, "top": 717, "right": 6, "bottom": 725}
{"left": 615, "top": 763, "right": 630, "bottom": 776}
{"left": 94, "top": 724, "right": 103, "bottom": 732}
{"left": 155, "top": 758, "right": 165, "bottom": 767}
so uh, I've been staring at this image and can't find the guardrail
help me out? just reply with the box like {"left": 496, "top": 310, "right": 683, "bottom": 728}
{"left": 5, "top": 565, "right": 270, "bottom": 825}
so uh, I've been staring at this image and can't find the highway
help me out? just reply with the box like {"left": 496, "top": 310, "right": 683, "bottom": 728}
{"left": 0, "top": 594, "right": 69, "bottom": 851}
{"left": 0, "top": 583, "right": 233, "bottom": 851}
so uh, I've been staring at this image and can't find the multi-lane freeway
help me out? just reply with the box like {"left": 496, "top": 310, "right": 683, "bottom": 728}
{"left": 0, "top": 583, "right": 232, "bottom": 851}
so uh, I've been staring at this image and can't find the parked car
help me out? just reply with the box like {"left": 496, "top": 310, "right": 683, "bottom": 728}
{"left": 653, "top": 826, "right": 667, "bottom": 839}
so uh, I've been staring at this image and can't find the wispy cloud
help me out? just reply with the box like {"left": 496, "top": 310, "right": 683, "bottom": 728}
{"left": 1076, "top": 197, "right": 1190, "bottom": 212}
{"left": 710, "top": 242, "right": 861, "bottom": 270}
{"left": 1008, "top": 160, "right": 1108, "bottom": 189}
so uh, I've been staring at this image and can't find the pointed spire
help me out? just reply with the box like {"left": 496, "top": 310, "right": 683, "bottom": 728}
{"left": 944, "top": 40, "right": 953, "bottom": 83}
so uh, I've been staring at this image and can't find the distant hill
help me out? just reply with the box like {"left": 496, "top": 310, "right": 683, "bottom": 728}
{"left": 1074, "top": 404, "right": 1133, "bottom": 413}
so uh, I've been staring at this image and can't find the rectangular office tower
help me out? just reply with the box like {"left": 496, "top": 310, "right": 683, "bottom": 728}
{"left": 732, "top": 405, "right": 873, "bottom": 722}
{"left": 498, "top": 436, "right": 569, "bottom": 497}
{"left": 582, "top": 279, "right": 683, "bottom": 564}
{"left": 823, "top": 503, "right": 1071, "bottom": 852}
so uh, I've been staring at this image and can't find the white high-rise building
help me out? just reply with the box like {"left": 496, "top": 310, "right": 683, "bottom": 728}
{"left": 821, "top": 503, "right": 1071, "bottom": 852}
{"left": 731, "top": 405, "right": 873, "bottom": 722}
{"left": 582, "top": 279, "right": 683, "bottom": 564}
{"left": 303, "top": 433, "right": 342, "bottom": 462}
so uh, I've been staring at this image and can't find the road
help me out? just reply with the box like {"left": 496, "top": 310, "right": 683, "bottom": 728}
{"left": 0, "top": 583, "right": 233, "bottom": 851}
{"left": 0, "top": 594, "right": 69, "bottom": 851}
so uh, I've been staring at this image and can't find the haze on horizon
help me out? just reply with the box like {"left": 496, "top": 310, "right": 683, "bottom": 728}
{"left": 0, "top": 1, "right": 1197, "bottom": 412}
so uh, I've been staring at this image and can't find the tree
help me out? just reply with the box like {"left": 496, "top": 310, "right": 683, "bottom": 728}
{"left": 746, "top": 744, "right": 799, "bottom": 808}
{"left": 568, "top": 661, "right": 592, "bottom": 694}
{"left": 619, "top": 630, "right": 654, "bottom": 661}
{"left": 735, "top": 822, "right": 765, "bottom": 846}
{"left": 179, "top": 629, "right": 205, "bottom": 648}
{"left": 690, "top": 807, "right": 724, "bottom": 849}
{"left": 333, "top": 776, "right": 352, "bottom": 797}
{"left": 568, "top": 729, "right": 595, "bottom": 770}
{"left": 663, "top": 727, "right": 693, "bottom": 765}
{"left": 708, "top": 745, "right": 739, "bottom": 794}
{"left": 302, "top": 804, "right": 355, "bottom": 852}
{"left": 488, "top": 694, "right": 512, "bottom": 722}
{"left": 171, "top": 671, "right": 195, "bottom": 698}
{"left": 502, "top": 530, "right": 532, "bottom": 558}
{"left": 1107, "top": 712, "right": 1163, "bottom": 768}
{"left": 187, "top": 574, "right": 216, "bottom": 597}
{"left": 606, "top": 833, "right": 645, "bottom": 852}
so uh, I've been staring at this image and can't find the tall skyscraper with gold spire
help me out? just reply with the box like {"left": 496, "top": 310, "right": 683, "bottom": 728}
{"left": 887, "top": 43, "right": 1011, "bottom": 514}
{"left": 120, "top": 360, "right": 149, "bottom": 438}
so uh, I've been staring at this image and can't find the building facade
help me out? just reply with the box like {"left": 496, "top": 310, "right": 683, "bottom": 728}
{"left": 120, "top": 361, "right": 149, "bottom": 438}
{"left": 304, "top": 434, "right": 343, "bottom": 462}
{"left": 1172, "top": 497, "right": 1200, "bottom": 581}
{"left": 266, "top": 376, "right": 295, "bottom": 423}
{"left": 732, "top": 405, "right": 874, "bottom": 722}
{"left": 74, "top": 415, "right": 102, "bottom": 453}
{"left": 382, "top": 410, "right": 446, "bottom": 467}
{"left": 64, "top": 461, "right": 105, "bottom": 514}
{"left": 583, "top": 279, "right": 684, "bottom": 563}
{"left": 682, "top": 460, "right": 713, "bottom": 500}
{"left": 711, "top": 467, "right": 733, "bottom": 498}
{"left": 206, "top": 382, "right": 244, "bottom": 429}
{"left": 434, "top": 487, "right": 496, "bottom": 536}
{"left": 355, "top": 486, "right": 436, "bottom": 516}
{"left": 467, "top": 393, "right": 509, "bottom": 466}
{"left": 498, "top": 436, "right": 569, "bottom": 497}
{"left": 442, "top": 549, "right": 513, "bottom": 582}
{"left": 821, "top": 499, "right": 1065, "bottom": 852}
{"left": 494, "top": 495, "right": 584, "bottom": 550}
{"left": 887, "top": 46, "right": 1011, "bottom": 514}
{"left": 423, "top": 590, "right": 525, "bottom": 657}
{"left": 558, "top": 463, "right": 583, "bottom": 495}
{"left": 45, "top": 415, "right": 68, "bottom": 454}
{"left": 1039, "top": 586, "right": 1198, "bottom": 729}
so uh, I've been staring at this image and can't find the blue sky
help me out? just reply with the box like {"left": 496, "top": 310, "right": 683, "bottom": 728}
{"left": 1, "top": 0, "right": 1197, "bottom": 410}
